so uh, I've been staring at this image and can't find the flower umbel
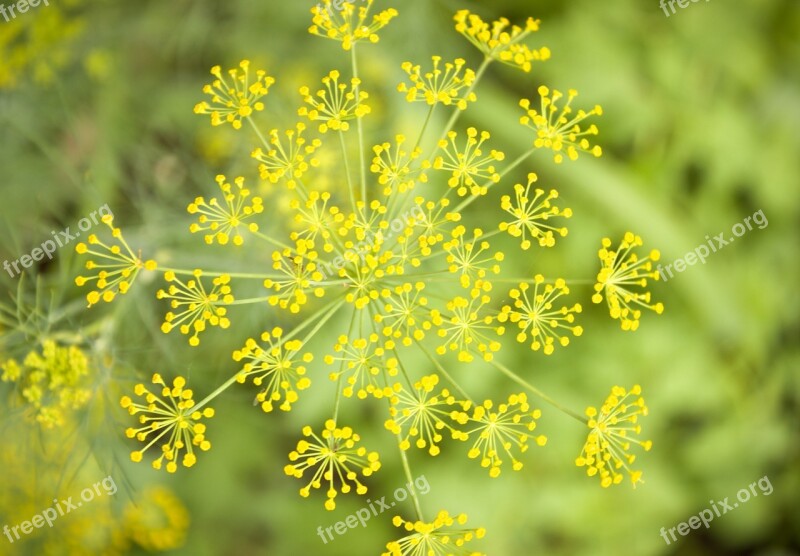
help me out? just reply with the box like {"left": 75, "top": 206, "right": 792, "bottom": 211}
{"left": 520, "top": 87, "right": 602, "bottom": 163}
{"left": 158, "top": 271, "right": 233, "bottom": 346}
{"left": 433, "top": 128, "right": 504, "bottom": 197}
{"left": 454, "top": 393, "right": 546, "bottom": 477}
{"left": 383, "top": 511, "right": 486, "bottom": 556}
{"left": 576, "top": 385, "right": 652, "bottom": 488}
{"left": 454, "top": 10, "right": 550, "bottom": 73}
{"left": 74, "top": 214, "right": 157, "bottom": 307}
{"left": 499, "top": 173, "right": 572, "bottom": 249}
{"left": 188, "top": 175, "right": 264, "bottom": 246}
{"left": 284, "top": 420, "right": 381, "bottom": 510}
{"left": 233, "top": 328, "right": 313, "bottom": 412}
{"left": 592, "top": 232, "right": 663, "bottom": 331}
{"left": 193, "top": 60, "right": 275, "bottom": 130}
{"left": 398, "top": 56, "right": 477, "bottom": 110}
{"left": 298, "top": 70, "right": 370, "bottom": 133}
{"left": 498, "top": 275, "right": 583, "bottom": 354}
{"left": 121, "top": 374, "right": 214, "bottom": 473}
{"left": 310, "top": 0, "right": 399, "bottom": 51}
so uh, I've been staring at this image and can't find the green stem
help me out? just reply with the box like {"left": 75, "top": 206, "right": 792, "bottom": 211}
{"left": 339, "top": 130, "right": 358, "bottom": 212}
{"left": 351, "top": 45, "right": 367, "bottom": 204}
{"left": 415, "top": 341, "right": 473, "bottom": 403}
{"left": 489, "top": 359, "right": 587, "bottom": 423}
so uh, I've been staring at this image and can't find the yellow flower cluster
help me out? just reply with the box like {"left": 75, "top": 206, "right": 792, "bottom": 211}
{"left": 284, "top": 419, "right": 381, "bottom": 510}
{"left": 298, "top": 70, "right": 371, "bottom": 133}
{"left": 576, "top": 385, "right": 652, "bottom": 487}
{"left": 499, "top": 173, "right": 572, "bottom": 248}
{"left": 310, "top": 0, "right": 398, "bottom": 51}
{"left": 74, "top": 214, "right": 157, "bottom": 306}
{"left": 121, "top": 374, "right": 214, "bottom": 472}
{"left": 193, "top": 60, "right": 275, "bottom": 130}
{"left": 157, "top": 270, "right": 233, "bottom": 346}
{"left": 593, "top": 232, "right": 664, "bottom": 330}
{"left": 188, "top": 175, "right": 264, "bottom": 246}
{"left": 233, "top": 328, "right": 313, "bottom": 412}
{"left": 383, "top": 511, "right": 486, "bottom": 556}
{"left": 454, "top": 10, "right": 550, "bottom": 73}
{"left": 398, "top": 56, "right": 478, "bottom": 110}
{"left": 0, "top": 340, "right": 91, "bottom": 428}
{"left": 520, "top": 86, "right": 603, "bottom": 163}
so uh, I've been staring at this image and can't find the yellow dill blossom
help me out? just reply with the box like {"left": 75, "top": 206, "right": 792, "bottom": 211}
{"left": 454, "top": 10, "right": 550, "bottom": 73}
{"left": 284, "top": 419, "right": 381, "bottom": 510}
{"left": 193, "top": 60, "right": 275, "bottom": 130}
{"left": 576, "top": 384, "right": 652, "bottom": 488}
{"left": 497, "top": 275, "right": 583, "bottom": 354}
{"left": 398, "top": 56, "right": 478, "bottom": 110}
{"left": 158, "top": 270, "right": 233, "bottom": 346}
{"left": 385, "top": 374, "right": 465, "bottom": 456}
{"left": 290, "top": 191, "right": 343, "bottom": 255}
{"left": 0, "top": 340, "right": 91, "bottom": 428}
{"left": 74, "top": 214, "right": 157, "bottom": 307}
{"left": 298, "top": 70, "right": 371, "bottom": 133}
{"left": 310, "top": 0, "right": 399, "bottom": 51}
{"left": 383, "top": 511, "right": 486, "bottom": 556}
{"left": 431, "top": 294, "right": 504, "bottom": 362}
{"left": 188, "top": 175, "right": 264, "bottom": 246}
{"left": 251, "top": 122, "right": 322, "bottom": 189}
{"left": 520, "top": 87, "right": 603, "bottom": 164}
{"left": 443, "top": 226, "right": 503, "bottom": 289}
{"left": 433, "top": 128, "right": 504, "bottom": 196}
{"left": 374, "top": 282, "right": 431, "bottom": 347}
{"left": 371, "top": 135, "right": 427, "bottom": 195}
{"left": 592, "top": 232, "right": 664, "bottom": 331}
{"left": 121, "top": 374, "right": 215, "bottom": 473}
{"left": 454, "top": 393, "right": 546, "bottom": 477}
{"left": 499, "top": 173, "right": 572, "bottom": 248}
{"left": 123, "top": 486, "right": 190, "bottom": 551}
{"left": 264, "top": 248, "right": 325, "bottom": 313}
{"left": 233, "top": 327, "right": 313, "bottom": 412}
{"left": 325, "top": 333, "right": 399, "bottom": 399}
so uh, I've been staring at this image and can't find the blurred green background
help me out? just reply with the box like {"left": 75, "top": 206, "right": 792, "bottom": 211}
{"left": 1, "top": 0, "right": 798, "bottom": 555}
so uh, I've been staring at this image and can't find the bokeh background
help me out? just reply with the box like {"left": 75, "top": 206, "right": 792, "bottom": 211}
{"left": 1, "top": 0, "right": 798, "bottom": 555}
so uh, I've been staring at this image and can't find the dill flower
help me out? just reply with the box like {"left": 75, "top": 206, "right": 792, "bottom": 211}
{"left": 74, "top": 214, "right": 157, "bottom": 307}
{"left": 157, "top": 270, "right": 233, "bottom": 346}
{"left": 398, "top": 56, "right": 477, "bottom": 110}
{"left": 310, "top": 0, "right": 399, "bottom": 51}
{"left": 251, "top": 123, "right": 322, "bottom": 188}
{"left": 123, "top": 486, "right": 190, "bottom": 551}
{"left": 520, "top": 87, "right": 603, "bottom": 164}
{"left": 383, "top": 511, "right": 486, "bottom": 556}
{"left": 371, "top": 135, "right": 427, "bottom": 195}
{"left": 121, "top": 374, "right": 215, "bottom": 473}
{"left": 284, "top": 419, "right": 381, "bottom": 510}
{"left": 453, "top": 393, "right": 546, "bottom": 477}
{"left": 264, "top": 248, "right": 325, "bottom": 313}
{"left": 433, "top": 128, "right": 504, "bottom": 196}
{"left": 193, "top": 60, "right": 275, "bottom": 130}
{"left": 499, "top": 173, "right": 572, "bottom": 249}
{"left": 454, "top": 10, "right": 550, "bottom": 73}
{"left": 374, "top": 281, "right": 431, "bottom": 346}
{"left": 188, "top": 175, "right": 264, "bottom": 246}
{"left": 431, "top": 294, "right": 504, "bottom": 362}
{"left": 443, "top": 226, "right": 503, "bottom": 289}
{"left": 385, "top": 374, "right": 464, "bottom": 456}
{"left": 324, "top": 333, "right": 398, "bottom": 399}
{"left": 232, "top": 327, "right": 313, "bottom": 412}
{"left": 497, "top": 275, "right": 583, "bottom": 354}
{"left": 298, "top": 70, "right": 371, "bottom": 133}
{"left": 575, "top": 385, "right": 652, "bottom": 488}
{"left": 0, "top": 340, "right": 91, "bottom": 428}
{"left": 592, "top": 232, "right": 664, "bottom": 331}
